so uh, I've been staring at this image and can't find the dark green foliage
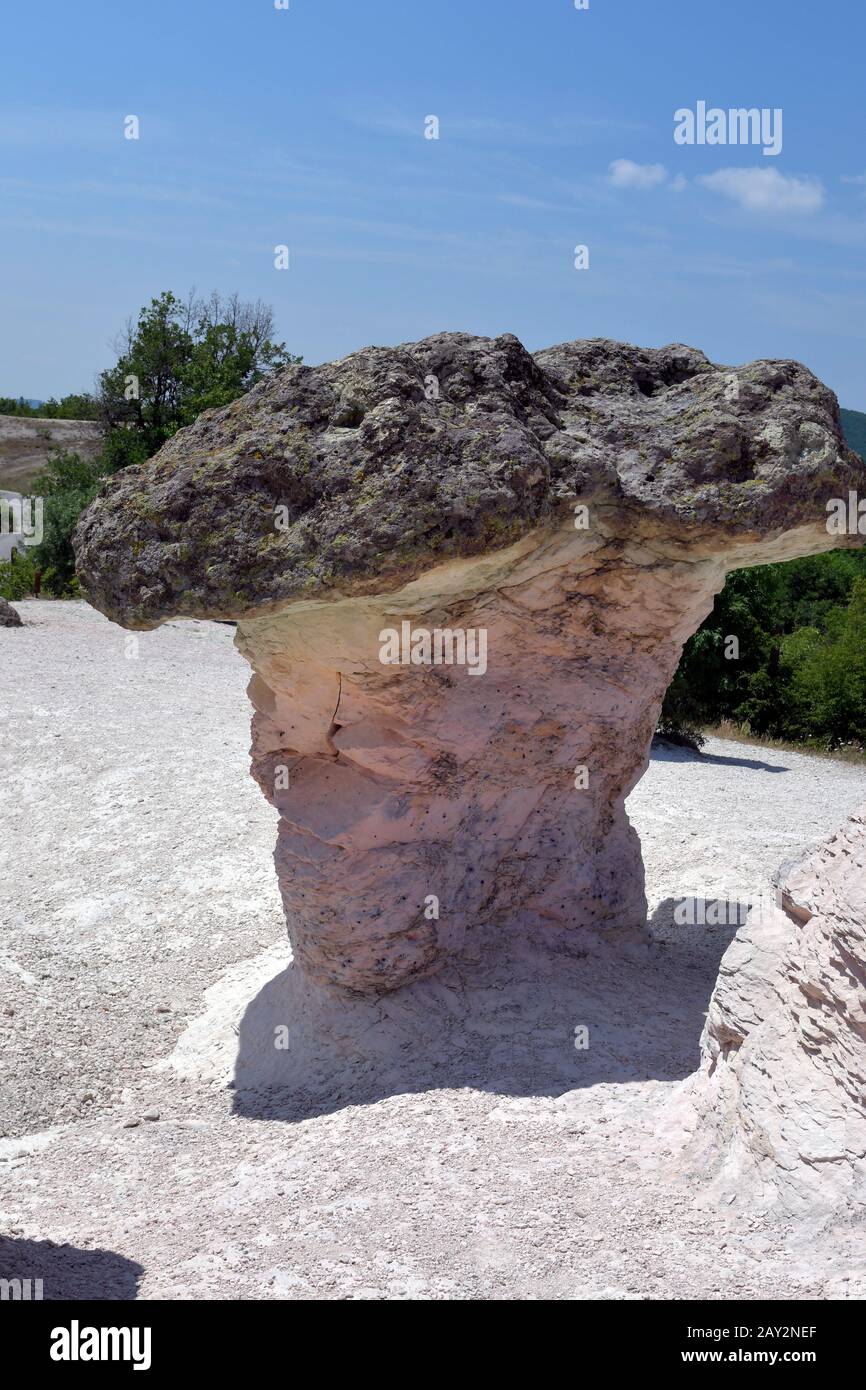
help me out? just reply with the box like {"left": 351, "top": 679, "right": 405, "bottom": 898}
{"left": 0, "top": 549, "right": 40, "bottom": 601}
{"left": 28, "top": 451, "right": 104, "bottom": 594}
{"left": 0, "top": 396, "right": 37, "bottom": 415}
{"left": 0, "top": 393, "right": 99, "bottom": 419}
{"left": 96, "top": 290, "right": 299, "bottom": 463}
{"left": 4, "top": 290, "right": 299, "bottom": 597}
{"left": 661, "top": 497, "right": 866, "bottom": 750}
{"left": 98, "top": 428, "right": 151, "bottom": 474}
{"left": 661, "top": 406, "right": 866, "bottom": 749}
{"left": 1, "top": 452, "right": 102, "bottom": 597}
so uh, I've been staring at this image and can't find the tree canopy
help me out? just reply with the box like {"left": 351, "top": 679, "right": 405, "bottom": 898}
{"left": 659, "top": 547, "right": 866, "bottom": 750}
{"left": 96, "top": 290, "right": 299, "bottom": 461}
{"left": 0, "top": 288, "right": 299, "bottom": 596}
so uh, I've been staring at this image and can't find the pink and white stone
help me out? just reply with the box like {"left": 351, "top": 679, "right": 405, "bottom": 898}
{"left": 73, "top": 332, "right": 866, "bottom": 995}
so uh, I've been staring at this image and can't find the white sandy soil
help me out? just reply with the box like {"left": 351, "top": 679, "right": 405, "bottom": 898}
{"left": 1, "top": 600, "right": 864, "bottom": 1300}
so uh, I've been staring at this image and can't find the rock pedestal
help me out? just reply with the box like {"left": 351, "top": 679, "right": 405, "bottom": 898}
{"left": 74, "top": 333, "right": 865, "bottom": 994}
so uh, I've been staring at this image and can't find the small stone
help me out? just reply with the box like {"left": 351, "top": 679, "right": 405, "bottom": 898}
{"left": 0, "top": 596, "right": 22, "bottom": 628}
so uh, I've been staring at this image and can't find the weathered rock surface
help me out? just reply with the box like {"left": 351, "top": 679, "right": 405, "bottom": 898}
{"left": 685, "top": 808, "right": 866, "bottom": 1213}
{"left": 74, "top": 333, "right": 865, "bottom": 993}
{"left": 0, "top": 596, "right": 22, "bottom": 627}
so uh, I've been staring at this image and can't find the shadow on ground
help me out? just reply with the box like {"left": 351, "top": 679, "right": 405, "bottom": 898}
{"left": 0, "top": 1236, "right": 143, "bottom": 1300}
{"left": 230, "top": 903, "right": 744, "bottom": 1124}
{"left": 650, "top": 736, "right": 787, "bottom": 775}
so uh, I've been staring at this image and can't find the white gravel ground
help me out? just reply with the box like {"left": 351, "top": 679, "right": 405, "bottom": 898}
{"left": 1, "top": 600, "right": 865, "bottom": 1300}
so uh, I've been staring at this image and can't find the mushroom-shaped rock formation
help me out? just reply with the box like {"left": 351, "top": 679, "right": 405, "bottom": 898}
{"left": 74, "top": 333, "right": 865, "bottom": 994}
{"left": 684, "top": 806, "right": 866, "bottom": 1214}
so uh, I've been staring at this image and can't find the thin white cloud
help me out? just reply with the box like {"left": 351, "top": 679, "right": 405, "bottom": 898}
{"left": 699, "top": 168, "right": 824, "bottom": 213}
{"left": 607, "top": 159, "right": 668, "bottom": 190}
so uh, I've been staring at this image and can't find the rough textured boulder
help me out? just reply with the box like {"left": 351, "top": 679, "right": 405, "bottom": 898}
{"left": 0, "top": 596, "right": 22, "bottom": 628}
{"left": 74, "top": 333, "right": 865, "bottom": 994}
{"left": 684, "top": 808, "right": 866, "bottom": 1213}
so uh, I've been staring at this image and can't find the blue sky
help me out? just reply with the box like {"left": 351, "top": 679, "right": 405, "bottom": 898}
{"left": 3, "top": 0, "right": 866, "bottom": 407}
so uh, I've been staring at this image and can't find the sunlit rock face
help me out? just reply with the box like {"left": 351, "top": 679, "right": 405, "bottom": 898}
{"left": 686, "top": 808, "right": 866, "bottom": 1214}
{"left": 74, "top": 332, "right": 864, "bottom": 994}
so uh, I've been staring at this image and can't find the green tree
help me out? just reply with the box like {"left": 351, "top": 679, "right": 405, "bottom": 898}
{"left": 779, "top": 626, "right": 827, "bottom": 741}
{"left": 2, "top": 289, "right": 300, "bottom": 597}
{"left": 40, "top": 393, "right": 100, "bottom": 420}
{"left": 28, "top": 451, "right": 104, "bottom": 593}
{"left": 0, "top": 396, "right": 38, "bottom": 416}
{"left": 97, "top": 290, "right": 298, "bottom": 462}
{"left": 661, "top": 549, "right": 866, "bottom": 751}
{"left": 0, "top": 393, "right": 99, "bottom": 419}
{"left": 790, "top": 580, "right": 866, "bottom": 746}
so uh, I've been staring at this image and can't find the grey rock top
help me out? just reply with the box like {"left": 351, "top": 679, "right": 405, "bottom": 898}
{"left": 73, "top": 332, "right": 864, "bottom": 628}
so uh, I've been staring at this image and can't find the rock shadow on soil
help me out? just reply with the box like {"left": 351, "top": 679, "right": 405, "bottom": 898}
{"left": 230, "top": 908, "right": 741, "bottom": 1123}
{"left": 0, "top": 1236, "right": 144, "bottom": 1301}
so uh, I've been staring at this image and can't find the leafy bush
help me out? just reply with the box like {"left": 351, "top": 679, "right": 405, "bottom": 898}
{"left": 0, "top": 551, "right": 39, "bottom": 600}
{"left": 661, "top": 550, "right": 866, "bottom": 751}
{"left": 25, "top": 451, "right": 104, "bottom": 594}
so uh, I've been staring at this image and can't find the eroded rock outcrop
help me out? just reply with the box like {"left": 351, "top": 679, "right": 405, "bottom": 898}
{"left": 73, "top": 333, "right": 865, "bottom": 993}
{"left": 685, "top": 809, "right": 866, "bottom": 1213}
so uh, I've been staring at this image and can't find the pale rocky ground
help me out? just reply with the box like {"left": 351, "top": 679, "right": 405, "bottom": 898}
{"left": 1, "top": 600, "right": 865, "bottom": 1300}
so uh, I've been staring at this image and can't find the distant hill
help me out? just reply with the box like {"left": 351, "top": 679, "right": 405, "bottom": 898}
{"left": 0, "top": 415, "right": 102, "bottom": 492}
{"left": 841, "top": 407, "right": 866, "bottom": 462}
